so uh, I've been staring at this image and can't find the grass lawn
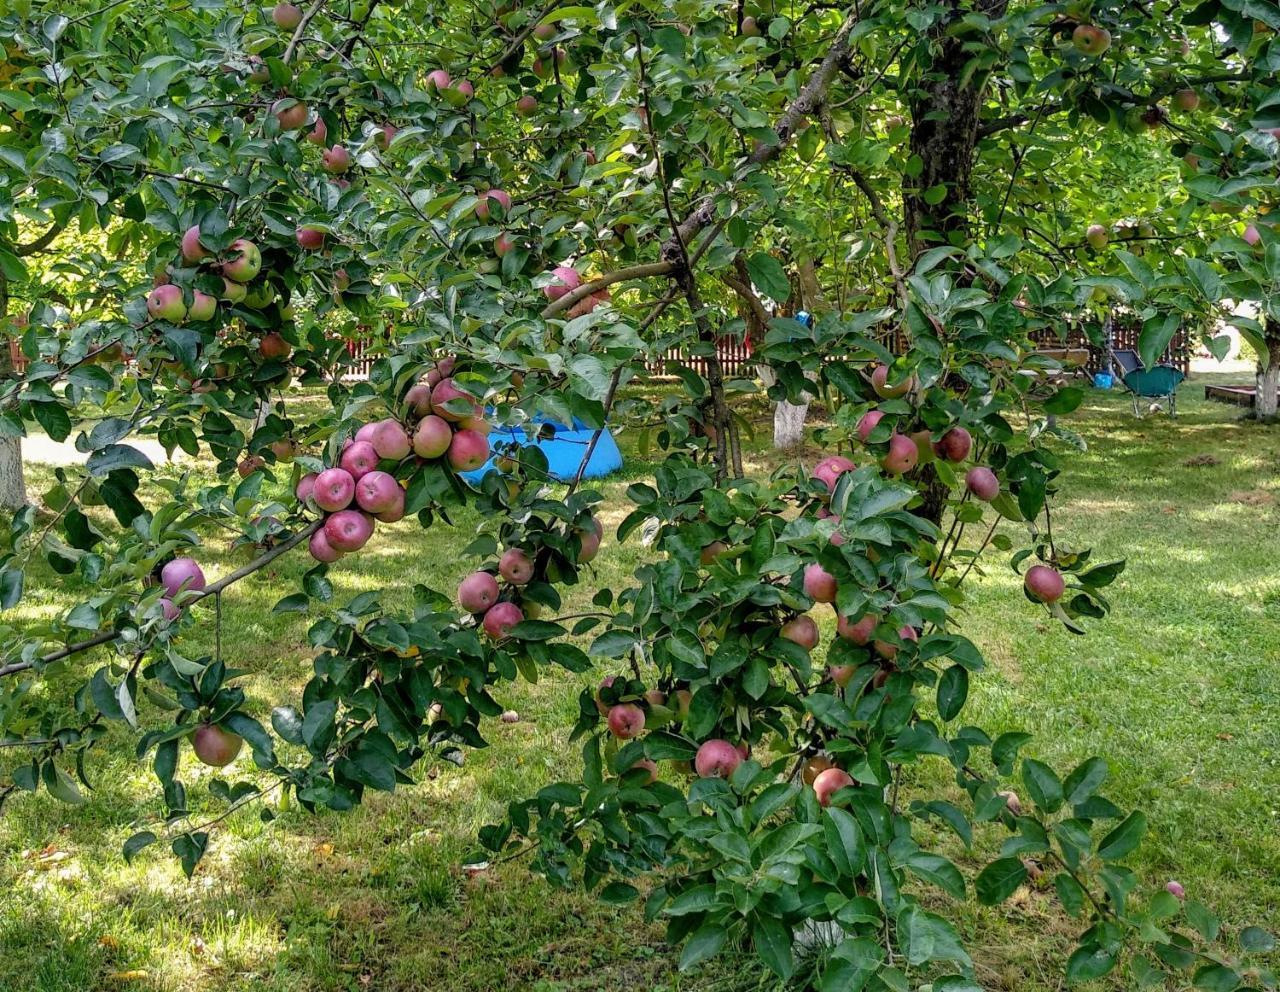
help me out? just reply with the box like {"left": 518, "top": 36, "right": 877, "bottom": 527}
{"left": 1, "top": 372, "right": 1278, "bottom": 992}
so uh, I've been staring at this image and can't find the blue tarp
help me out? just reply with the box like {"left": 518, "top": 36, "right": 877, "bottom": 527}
{"left": 462, "top": 416, "right": 623, "bottom": 483}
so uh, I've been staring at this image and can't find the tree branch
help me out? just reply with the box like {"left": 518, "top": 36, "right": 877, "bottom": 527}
{"left": 540, "top": 261, "right": 675, "bottom": 317}
{"left": 0, "top": 520, "right": 323, "bottom": 679}
{"left": 14, "top": 222, "right": 66, "bottom": 257}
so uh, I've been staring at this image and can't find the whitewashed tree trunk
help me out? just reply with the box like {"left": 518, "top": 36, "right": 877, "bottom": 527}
{"left": 0, "top": 279, "right": 26, "bottom": 511}
{"left": 1257, "top": 322, "right": 1280, "bottom": 421}
{"left": 1257, "top": 361, "right": 1279, "bottom": 419}
{"left": 774, "top": 397, "right": 811, "bottom": 450}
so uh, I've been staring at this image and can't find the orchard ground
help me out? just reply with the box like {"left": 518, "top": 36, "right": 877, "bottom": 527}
{"left": 2, "top": 373, "right": 1278, "bottom": 992}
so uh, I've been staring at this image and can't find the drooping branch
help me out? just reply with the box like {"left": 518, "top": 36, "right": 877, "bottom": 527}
{"left": 540, "top": 261, "right": 675, "bottom": 317}
{"left": 13, "top": 222, "right": 66, "bottom": 257}
{"left": 0, "top": 520, "right": 323, "bottom": 679}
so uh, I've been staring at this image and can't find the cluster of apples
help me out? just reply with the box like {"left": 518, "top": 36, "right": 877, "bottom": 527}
{"left": 596, "top": 673, "right": 855, "bottom": 807}
{"left": 456, "top": 515, "right": 603, "bottom": 640}
{"left": 143, "top": 555, "right": 248, "bottom": 767}
{"left": 144, "top": 234, "right": 266, "bottom": 328}
{"left": 297, "top": 360, "right": 491, "bottom": 562}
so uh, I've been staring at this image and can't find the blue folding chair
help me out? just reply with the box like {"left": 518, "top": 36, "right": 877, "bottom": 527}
{"left": 1111, "top": 348, "right": 1185, "bottom": 417}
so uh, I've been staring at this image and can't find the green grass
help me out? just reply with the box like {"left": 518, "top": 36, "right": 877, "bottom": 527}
{"left": 1, "top": 374, "right": 1278, "bottom": 992}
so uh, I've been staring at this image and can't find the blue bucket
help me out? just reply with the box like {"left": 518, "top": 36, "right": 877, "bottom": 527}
{"left": 1093, "top": 373, "right": 1113, "bottom": 389}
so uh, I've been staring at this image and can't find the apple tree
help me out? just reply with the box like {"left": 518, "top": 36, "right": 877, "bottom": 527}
{"left": 1, "top": 0, "right": 1278, "bottom": 988}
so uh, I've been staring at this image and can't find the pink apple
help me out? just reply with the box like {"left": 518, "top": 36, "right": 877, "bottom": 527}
{"left": 856, "top": 409, "right": 885, "bottom": 442}
{"left": 430, "top": 377, "right": 470, "bottom": 420}
{"left": 181, "top": 225, "right": 208, "bottom": 264}
{"left": 313, "top": 467, "right": 356, "bottom": 511}
{"left": 425, "top": 69, "right": 451, "bottom": 93}
{"left": 458, "top": 571, "right": 500, "bottom": 613}
{"left": 296, "top": 226, "right": 325, "bottom": 250}
{"left": 607, "top": 703, "right": 645, "bottom": 739}
{"left": 160, "top": 557, "right": 206, "bottom": 598}
{"left": 272, "top": 2, "right": 302, "bottom": 29}
{"left": 482, "top": 601, "right": 524, "bottom": 639}
{"left": 803, "top": 562, "right": 837, "bottom": 603}
{"left": 495, "top": 234, "right": 515, "bottom": 257}
{"left": 147, "top": 284, "right": 187, "bottom": 323}
{"left": 837, "top": 612, "right": 877, "bottom": 645}
{"left": 272, "top": 98, "right": 308, "bottom": 130}
{"left": 158, "top": 597, "right": 180, "bottom": 622}
{"left": 873, "top": 625, "right": 917, "bottom": 660}
{"left": 499, "top": 548, "right": 535, "bottom": 585}
{"left": 475, "top": 189, "right": 512, "bottom": 220}
{"left": 577, "top": 516, "right": 603, "bottom": 563}
{"left": 306, "top": 117, "right": 328, "bottom": 146}
{"left": 447, "top": 429, "right": 489, "bottom": 471}
{"left": 355, "top": 471, "right": 401, "bottom": 514}
{"left": 870, "top": 364, "right": 912, "bottom": 398}
{"left": 780, "top": 615, "right": 819, "bottom": 651}
{"left": 321, "top": 145, "right": 352, "bottom": 174}
{"left": 694, "top": 739, "right": 742, "bottom": 779}
{"left": 1024, "top": 564, "right": 1066, "bottom": 603}
{"left": 881, "top": 433, "right": 919, "bottom": 475}
{"left": 309, "top": 527, "right": 344, "bottom": 563}
{"left": 354, "top": 422, "right": 379, "bottom": 444}
{"left": 965, "top": 466, "right": 1000, "bottom": 502}
{"left": 295, "top": 472, "right": 318, "bottom": 504}
{"left": 340, "top": 440, "right": 379, "bottom": 480}
{"left": 369, "top": 418, "right": 411, "bottom": 460}
{"left": 813, "top": 455, "right": 856, "bottom": 493}
{"left": 813, "top": 767, "right": 854, "bottom": 807}
{"left": 373, "top": 485, "right": 405, "bottom": 523}
{"left": 413, "top": 416, "right": 453, "bottom": 458}
{"left": 406, "top": 384, "right": 434, "bottom": 416}
{"left": 324, "top": 509, "right": 375, "bottom": 552}
{"left": 542, "top": 265, "right": 582, "bottom": 301}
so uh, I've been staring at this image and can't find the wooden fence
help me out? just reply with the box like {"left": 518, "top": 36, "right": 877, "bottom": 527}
{"left": 4, "top": 317, "right": 1190, "bottom": 381}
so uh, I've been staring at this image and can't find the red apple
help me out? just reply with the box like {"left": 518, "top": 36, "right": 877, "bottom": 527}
{"left": 1024, "top": 564, "right": 1066, "bottom": 603}
{"left": 181, "top": 225, "right": 208, "bottom": 264}
{"left": 146, "top": 284, "right": 187, "bottom": 323}
{"left": 313, "top": 467, "right": 356, "bottom": 511}
{"left": 1072, "top": 23, "right": 1112, "bottom": 56}
{"left": 192, "top": 723, "right": 243, "bottom": 767}
{"left": 272, "top": 2, "right": 302, "bottom": 29}
{"left": 475, "top": 189, "right": 512, "bottom": 220}
{"left": 259, "top": 332, "right": 291, "bottom": 360}
{"left": 160, "top": 557, "right": 206, "bottom": 598}
{"left": 295, "top": 472, "right": 318, "bottom": 504}
{"left": 272, "top": 98, "right": 308, "bottom": 130}
{"left": 813, "top": 767, "right": 853, "bottom": 807}
{"left": 296, "top": 226, "right": 325, "bottom": 250}
{"left": 933, "top": 426, "right": 972, "bottom": 462}
{"left": 694, "top": 739, "right": 742, "bottom": 778}
{"left": 780, "top": 614, "right": 819, "bottom": 651}
{"left": 321, "top": 145, "right": 352, "bottom": 174}
{"left": 187, "top": 291, "right": 217, "bottom": 322}
{"left": 873, "top": 625, "right": 917, "bottom": 660}
{"left": 482, "top": 601, "right": 524, "bottom": 639}
{"left": 607, "top": 703, "right": 645, "bottom": 739}
{"left": 542, "top": 265, "right": 582, "bottom": 301}
{"left": 324, "top": 509, "right": 375, "bottom": 552}
{"left": 406, "top": 384, "right": 434, "bottom": 416}
{"left": 881, "top": 433, "right": 919, "bottom": 475}
{"left": 836, "top": 612, "right": 877, "bottom": 645}
{"left": 803, "top": 563, "right": 837, "bottom": 603}
{"left": 458, "top": 571, "right": 500, "bottom": 613}
{"left": 870, "top": 364, "right": 912, "bottom": 398}
{"left": 369, "top": 419, "right": 411, "bottom": 460}
{"left": 221, "top": 239, "right": 261, "bottom": 282}
{"left": 499, "top": 548, "right": 535, "bottom": 585}
{"left": 856, "top": 409, "right": 885, "bottom": 441}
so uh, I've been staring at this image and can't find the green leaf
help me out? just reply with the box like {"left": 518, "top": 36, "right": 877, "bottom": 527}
{"left": 1240, "top": 926, "right": 1276, "bottom": 954}
{"left": 1096, "top": 811, "right": 1146, "bottom": 861}
{"left": 1185, "top": 899, "right": 1220, "bottom": 941}
{"left": 975, "top": 857, "right": 1027, "bottom": 905}
{"left": 824, "top": 807, "right": 866, "bottom": 878}
{"left": 1054, "top": 872, "right": 1087, "bottom": 918}
{"left": 86, "top": 444, "right": 154, "bottom": 477}
{"left": 897, "top": 905, "right": 970, "bottom": 967}
{"left": 273, "top": 592, "right": 310, "bottom": 614}
{"left": 679, "top": 922, "right": 727, "bottom": 970}
{"left": 751, "top": 913, "right": 794, "bottom": 979}
{"left": 746, "top": 252, "right": 791, "bottom": 302}
{"left": 1021, "top": 759, "right": 1064, "bottom": 813}
{"left": 31, "top": 401, "right": 72, "bottom": 442}
{"left": 1066, "top": 944, "right": 1116, "bottom": 982}
{"left": 0, "top": 566, "right": 23, "bottom": 610}
{"left": 936, "top": 665, "right": 967, "bottom": 721}
{"left": 598, "top": 881, "right": 639, "bottom": 904}
{"left": 122, "top": 830, "right": 157, "bottom": 863}
{"left": 1191, "top": 964, "right": 1241, "bottom": 991}
{"left": 1063, "top": 756, "right": 1108, "bottom": 806}
{"left": 172, "top": 831, "right": 208, "bottom": 878}
{"left": 41, "top": 759, "right": 86, "bottom": 804}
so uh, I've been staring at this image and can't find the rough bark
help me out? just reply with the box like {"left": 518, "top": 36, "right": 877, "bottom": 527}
{"left": 903, "top": 0, "right": 1010, "bottom": 257}
{"left": 0, "top": 275, "right": 27, "bottom": 512}
{"left": 1256, "top": 319, "right": 1280, "bottom": 420}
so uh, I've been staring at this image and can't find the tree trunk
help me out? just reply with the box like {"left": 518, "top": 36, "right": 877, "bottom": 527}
{"left": 1256, "top": 320, "right": 1280, "bottom": 420}
{"left": 0, "top": 276, "right": 27, "bottom": 512}
{"left": 902, "top": 0, "right": 1009, "bottom": 257}
{"left": 772, "top": 257, "right": 827, "bottom": 450}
